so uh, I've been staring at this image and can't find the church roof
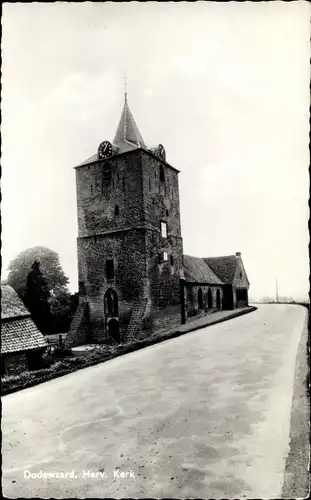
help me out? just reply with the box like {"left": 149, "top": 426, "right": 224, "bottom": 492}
{"left": 204, "top": 255, "right": 238, "bottom": 284}
{"left": 76, "top": 153, "right": 98, "bottom": 167}
{"left": 113, "top": 94, "right": 146, "bottom": 153}
{"left": 183, "top": 255, "right": 223, "bottom": 285}
{"left": 76, "top": 94, "right": 147, "bottom": 167}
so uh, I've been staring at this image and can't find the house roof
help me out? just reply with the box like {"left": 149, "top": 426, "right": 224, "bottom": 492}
{"left": 204, "top": 255, "right": 238, "bottom": 284}
{"left": 1, "top": 285, "right": 30, "bottom": 320}
{"left": 1, "top": 318, "right": 48, "bottom": 354}
{"left": 183, "top": 255, "right": 223, "bottom": 285}
{"left": 1, "top": 285, "right": 47, "bottom": 354}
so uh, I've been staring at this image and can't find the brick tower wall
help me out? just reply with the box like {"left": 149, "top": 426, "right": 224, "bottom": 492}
{"left": 75, "top": 149, "right": 145, "bottom": 238}
{"left": 75, "top": 148, "right": 184, "bottom": 342}
{"left": 75, "top": 150, "right": 150, "bottom": 342}
{"left": 140, "top": 150, "right": 184, "bottom": 310}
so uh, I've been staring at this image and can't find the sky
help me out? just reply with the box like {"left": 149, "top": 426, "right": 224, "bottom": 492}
{"left": 2, "top": 1, "right": 310, "bottom": 301}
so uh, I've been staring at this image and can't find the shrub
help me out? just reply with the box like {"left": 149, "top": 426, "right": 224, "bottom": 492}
{"left": 52, "top": 346, "right": 72, "bottom": 357}
{"left": 142, "top": 315, "right": 153, "bottom": 331}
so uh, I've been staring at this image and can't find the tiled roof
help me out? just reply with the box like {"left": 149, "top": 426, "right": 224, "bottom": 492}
{"left": 1, "top": 317, "right": 48, "bottom": 354}
{"left": 76, "top": 96, "right": 146, "bottom": 167}
{"left": 183, "top": 255, "right": 223, "bottom": 284}
{"left": 113, "top": 95, "right": 146, "bottom": 153}
{"left": 76, "top": 153, "right": 98, "bottom": 167}
{"left": 1, "top": 285, "right": 30, "bottom": 320}
{"left": 204, "top": 256, "right": 238, "bottom": 284}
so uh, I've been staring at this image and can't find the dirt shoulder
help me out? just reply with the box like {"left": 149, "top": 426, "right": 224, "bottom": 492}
{"left": 281, "top": 308, "right": 310, "bottom": 498}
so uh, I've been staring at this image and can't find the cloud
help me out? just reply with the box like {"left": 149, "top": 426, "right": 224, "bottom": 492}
{"left": 1, "top": 1, "right": 309, "bottom": 300}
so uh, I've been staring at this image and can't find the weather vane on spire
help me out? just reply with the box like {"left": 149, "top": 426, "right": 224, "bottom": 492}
{"left": 124, "top": 75, "right": 128, "bottom": 102}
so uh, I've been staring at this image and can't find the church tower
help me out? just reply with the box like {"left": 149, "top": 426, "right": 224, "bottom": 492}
{"left": 73, "top": 93, "right": 183, "bottom": 343}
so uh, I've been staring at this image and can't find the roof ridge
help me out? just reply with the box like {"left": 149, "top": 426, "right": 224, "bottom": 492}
{"left": 2, "top": 314, "right": 31, "bottom": 322}
{"left": 204, "top": 255, "right": 236, "bottom": 260}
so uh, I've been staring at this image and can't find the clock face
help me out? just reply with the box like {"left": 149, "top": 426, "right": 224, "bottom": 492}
{"left": 98, "top": 141, "right": 113, "bottom": 159}
{"left": 158, "top": 144, "right": 166, "bottom": 161}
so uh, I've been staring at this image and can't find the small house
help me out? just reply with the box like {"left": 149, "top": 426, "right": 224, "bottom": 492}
{"left": 1, "top": 285, "right": 47, "bottom": 376}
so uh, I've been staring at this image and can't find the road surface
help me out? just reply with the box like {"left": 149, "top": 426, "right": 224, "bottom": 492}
{"left": 2, "top": 304, "right": 308, "bottom": 498}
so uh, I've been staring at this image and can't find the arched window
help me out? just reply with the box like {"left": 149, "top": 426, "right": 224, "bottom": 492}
{"left": 114, "top": 205, "right": 119, "bottom": 216}
{"left": 208, "top": 288, "right": 213, "bottom": 309}
{"left": 187, "top": 286, "right": 194, "bottom": 304}
{"left": 216, "top": 289, "right": 221, "bottom": 309}
{"left": 170, "top": 254, "right": 174, "bottom": 266}
{"left": 104, "top": 289, "right": 118, "bottom": 316}
{"left": 160, "top": 165, "right": 165, "bottom": 182}
{"left": 198, "top": 288, "right": 203, "bottom": 309}
{"left": 149, "top": 179, "right": 151, "bottom": 191}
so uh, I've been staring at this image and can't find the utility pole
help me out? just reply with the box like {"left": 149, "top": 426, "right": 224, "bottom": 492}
{"left": 276, "top": 278, "right": 279, "bottom": 303}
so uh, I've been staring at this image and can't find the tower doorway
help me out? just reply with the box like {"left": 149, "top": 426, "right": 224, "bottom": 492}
{"left": 108, "top": 319, "right": 120, "bottom": 342}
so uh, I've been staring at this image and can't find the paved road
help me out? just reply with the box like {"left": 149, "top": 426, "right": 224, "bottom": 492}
{"left": 2, "top": 305, "right": 307, "bottom": 498}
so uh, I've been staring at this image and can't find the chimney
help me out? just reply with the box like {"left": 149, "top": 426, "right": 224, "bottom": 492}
{"left": 235, "top": 252, "right": 241, "bottom": 257}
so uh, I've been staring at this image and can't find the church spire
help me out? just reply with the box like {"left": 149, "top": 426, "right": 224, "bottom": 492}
{"left": 113, "top": 85, "right": 145, "bottom": 153}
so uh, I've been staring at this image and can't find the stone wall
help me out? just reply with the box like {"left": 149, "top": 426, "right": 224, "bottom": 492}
{"left": 141, "top": 151, "right": 182, "bottom": 235}
{"left": 75, "top": 150, "right": 145, "bottom": 238}
{"left": 141, "top": 151, "right": 184, "bottom": 309}
{"left": 232, "top": 256, "right": 249, "bottom": 308}
{"left": 149, "top": 304, "right": 181, "bottom": 333}
{"left": 233, "top": 286, "right": 249, "bottom": 308}
{"left": 185, "top": 284, "right": 224, "bottom": 319}
{"left": 65, "top": 300, "right": 90, "bottom": 348}
{"left": 75, "top": 148, "right": 184, "bottom": 343}
{"left": 77, "top": 228, "right": 148, "bottom": 342}
{"left": 146, "top": 229, "right": 183, "bottom": 309}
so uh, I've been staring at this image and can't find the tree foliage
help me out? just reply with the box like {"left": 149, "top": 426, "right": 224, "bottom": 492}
{"left": 7, "top": 246, "right": 69, "bottom": 298}
{"left": 49, "top": 291, "right": 79, "bottom": 333}
{"left": 24, "top": 260, "right": 52, "bottom": 335}
{"left": 7, "top": 247, "right": 77, "bottom": 334}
